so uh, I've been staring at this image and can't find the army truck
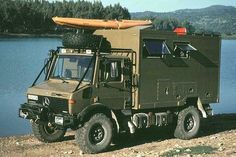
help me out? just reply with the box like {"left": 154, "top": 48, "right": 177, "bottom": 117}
{"left": 19, "top": 26, "right": 221, "bottom": 153}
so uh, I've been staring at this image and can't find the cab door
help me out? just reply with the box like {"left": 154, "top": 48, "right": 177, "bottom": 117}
{"left": 98, "top": 58, "right": 132, "bottom": 109}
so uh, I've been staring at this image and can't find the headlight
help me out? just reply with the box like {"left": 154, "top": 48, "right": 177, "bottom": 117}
{"left": 55, "top": 116, "right": 64, "bottom": 125}
{"left": 28, "top": 94, "right": 38, "bottom": 101}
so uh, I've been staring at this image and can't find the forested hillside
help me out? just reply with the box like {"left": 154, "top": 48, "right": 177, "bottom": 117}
{"left": 132, "top": 5, "right": 236, "bottom": 34}
{"left": 0, "top": 0, "right": 130, "bottom": 34}
{"left": 1, "top": 1, "right": 235, "bottom": 37}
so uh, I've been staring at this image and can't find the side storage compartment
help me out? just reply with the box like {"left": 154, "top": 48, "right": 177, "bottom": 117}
{"left": 133, "top": 113, "right": 149, "bottom": 128}
{"left": 155, "top": 112, "right": 172, "bottom": 126}
{"left": 132, "top": 112, "right": 173, "bottom": 129}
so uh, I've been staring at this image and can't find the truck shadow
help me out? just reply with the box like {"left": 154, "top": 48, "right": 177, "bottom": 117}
{"left": 62, "top": 114, "right": 236, "bottom": 152}
{"left": 199, "top": 113, "right": 236, "bottom": 137}
{"left": 108, "top": 114, "right": 236, "bottom": 151}
{"left": 109, "top": 126, "right": 175, "bottom": 151}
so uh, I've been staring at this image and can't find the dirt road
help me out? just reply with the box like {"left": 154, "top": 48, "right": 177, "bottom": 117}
{"left": 1, "top": 114, "right": 236, "bottom": 157}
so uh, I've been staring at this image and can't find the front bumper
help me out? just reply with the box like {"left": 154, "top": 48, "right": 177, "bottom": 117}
{"left": 19, "top": 103, "right": 48, "bottom": 121}
{"left": 19, "top": 103, "right": 75, "bottom": 128}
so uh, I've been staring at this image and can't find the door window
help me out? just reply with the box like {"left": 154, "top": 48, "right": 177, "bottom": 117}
{"left": 100, "top": 60, "right": 122, "bottom": 82}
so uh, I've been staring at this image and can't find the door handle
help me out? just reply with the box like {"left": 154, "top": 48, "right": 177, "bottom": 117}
{"left": 55, "top": 93, "right": 62, "bottom": 96}
{"left": 165, "top": 87, "right": 169, "bottom": 95}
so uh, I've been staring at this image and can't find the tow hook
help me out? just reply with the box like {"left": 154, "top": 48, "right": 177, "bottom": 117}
{"left": 48, "top": 122, "right": 52, "bottom": 127}
{"left": 34, "top": 115, "right": 40, "bottom": 123}
{"left": 19, "top": 110, "right": 28, "bottom": 119}
{"left": 22, "top": 112, "right": 28, "bottom": 119}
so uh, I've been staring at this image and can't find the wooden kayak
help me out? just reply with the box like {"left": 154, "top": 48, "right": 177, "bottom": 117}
{"left": 52, "top": 17, "right": 152, "bottom": 29}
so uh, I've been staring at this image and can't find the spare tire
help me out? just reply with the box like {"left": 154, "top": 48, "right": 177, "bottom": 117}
{"left": 62, "top": 33, "right": 111, "bottom": 52}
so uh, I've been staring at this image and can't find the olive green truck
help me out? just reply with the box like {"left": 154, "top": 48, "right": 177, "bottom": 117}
{"left": 19, "top": 27, "right": 221, "bottom": 153}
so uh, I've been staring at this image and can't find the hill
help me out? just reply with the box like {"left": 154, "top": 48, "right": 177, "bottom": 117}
{"left": 131, "top": 5, "right": 236, "bottom": 34}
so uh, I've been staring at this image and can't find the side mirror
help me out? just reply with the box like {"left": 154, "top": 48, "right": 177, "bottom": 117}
{"left": 49, "top": 49, "right": 56, "bottom": 57}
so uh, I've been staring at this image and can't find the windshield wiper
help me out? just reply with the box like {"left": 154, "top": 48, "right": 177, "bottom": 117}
{"left": 53, "top": 76, "right": 69, "bottom": 83}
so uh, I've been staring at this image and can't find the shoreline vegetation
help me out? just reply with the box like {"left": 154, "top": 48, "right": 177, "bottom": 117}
{"left": 1, "top": 1, "right": 235, "bottom": 38}
{"left": 0, "top": 0, "right": 130, "bottom": 35}
{"left": 1, "top": 32, "right": 235, "bottom": 40}
{"left": 221, "top": 34, "right": 236, "bottom": 40}
{"left": 0, "top": 33, "right": 62, "bottom": 38}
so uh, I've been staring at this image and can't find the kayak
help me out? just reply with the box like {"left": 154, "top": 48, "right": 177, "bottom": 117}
{"left": 52, "top": 17, "right": 152, "bottom": 29}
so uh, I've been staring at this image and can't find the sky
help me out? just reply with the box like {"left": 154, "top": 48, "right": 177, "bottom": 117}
{"left": 50, "top": 0, "right": 236, "bottom": 12}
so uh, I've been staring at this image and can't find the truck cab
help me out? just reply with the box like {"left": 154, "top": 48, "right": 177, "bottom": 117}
{"left": 19, "top": 46, "right": 134, "bottom": 151}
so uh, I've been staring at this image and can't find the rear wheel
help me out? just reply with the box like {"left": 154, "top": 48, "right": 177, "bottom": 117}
{"left": 32, "top": 122, "right": 66, "bottom": 143}
{"left": 174, "top": 106, "right": 200, "bottom": 140}
{"left": 75, "top": 113, "right": 113, "bottom": 154}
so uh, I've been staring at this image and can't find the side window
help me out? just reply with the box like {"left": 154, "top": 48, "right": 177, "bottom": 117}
{"left": 143, "top": 39, "right": 171, "bottom": 58}
{"left": 173, "top": 42, "right": 197, "bottom": 58}
{"left": 100, "top": 60, "right": 122, "bottom": 82}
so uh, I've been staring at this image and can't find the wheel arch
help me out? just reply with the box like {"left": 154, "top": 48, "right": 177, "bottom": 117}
{"left": 77, "top": 103, "right": 120, "bottom": 133}
{"left": 185, "top": 97, "right": 207, "bottom": 118}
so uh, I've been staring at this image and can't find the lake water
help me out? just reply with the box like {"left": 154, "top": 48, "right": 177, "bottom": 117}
{"left": 0, "top": 38, "right": 235, "bottom": 137}
{"left": 0, "top": 37, "right": 62, "bottom": 137}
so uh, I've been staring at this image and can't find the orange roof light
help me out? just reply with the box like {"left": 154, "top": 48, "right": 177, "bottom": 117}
{"left": 174, "top": 27, "right": 187, "bottom": 36}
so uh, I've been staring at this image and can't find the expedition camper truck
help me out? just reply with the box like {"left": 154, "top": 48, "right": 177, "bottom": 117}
{"left": 19, "top": 26, "right": 221, "bottom": 153}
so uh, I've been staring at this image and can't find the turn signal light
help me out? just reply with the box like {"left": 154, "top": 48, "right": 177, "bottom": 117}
{"left": 68, "top": 99, "right": 76, "bottom": 104}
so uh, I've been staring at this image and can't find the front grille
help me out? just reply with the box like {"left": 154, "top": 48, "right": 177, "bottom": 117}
{"left": 31, "top": 96, "right": 68, "bottom": 113}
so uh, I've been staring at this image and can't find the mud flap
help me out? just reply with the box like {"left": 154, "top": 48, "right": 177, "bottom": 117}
{"left": 197, "top": 98, "right": 207, "bottom": 118}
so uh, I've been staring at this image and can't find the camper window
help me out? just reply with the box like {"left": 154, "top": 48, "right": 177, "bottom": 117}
{"left": 100, "top": 60, "right": 122, "bottom": 82}
{"left": 143, "top": 39, "right": 170, "bottom": 58}
{"left": 173, "top": 43, "right": 197, "bottom": 58}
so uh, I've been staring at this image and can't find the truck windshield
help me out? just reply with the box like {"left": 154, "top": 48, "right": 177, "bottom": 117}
{"left": 51, "top": 55, "right": 94, "bottom": 82}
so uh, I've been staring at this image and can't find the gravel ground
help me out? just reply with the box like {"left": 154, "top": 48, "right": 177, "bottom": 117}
{"left": 1, "top": 114, "right": 236, "bottom": 157}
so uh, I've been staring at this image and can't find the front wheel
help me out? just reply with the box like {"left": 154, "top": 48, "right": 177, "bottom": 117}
{"left": 75, "top": 113, "right": 113, "bottom": 154}
{"left": 174, "top": 106, "right": 201, "bottom": 140}
{"left": 32, "top": 122, "right": 66, "bottom": 143}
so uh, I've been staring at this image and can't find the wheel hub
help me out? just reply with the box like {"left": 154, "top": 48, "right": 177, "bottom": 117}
{"left": 90, "top": 124, "right": 105, "bottom": 144}
{"left": 184, "top": 114, "right": 195, "bottom": 132}
{"left": 44, "top": 124, "right": 57, "bottom": 135}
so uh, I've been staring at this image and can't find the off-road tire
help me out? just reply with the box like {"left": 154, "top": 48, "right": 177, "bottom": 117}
{"left": 174, "top": 106, "right": 200, "bottom": 140}
{"left": 32, "top": 122, "right": 66, "bottom": 143}
{"left": 62, "top": 33, "right": 111, "bottom": 52}
{"left": 75, "top": 113, "right": 113, "bottom": 154}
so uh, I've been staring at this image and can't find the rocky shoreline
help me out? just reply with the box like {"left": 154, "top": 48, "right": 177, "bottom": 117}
{"left": 1, "top": 114, "right": 236, "bottom": 157}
